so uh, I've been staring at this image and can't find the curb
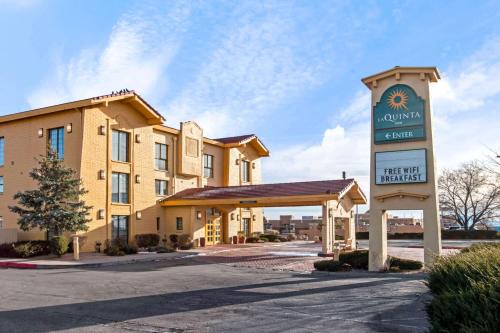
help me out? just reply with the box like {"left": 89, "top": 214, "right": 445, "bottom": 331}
{"left": 0, "top": 252, "right": 197, "bottom": 270}
{"left": 311, "top": 270, "right": 428, "bottom": 278}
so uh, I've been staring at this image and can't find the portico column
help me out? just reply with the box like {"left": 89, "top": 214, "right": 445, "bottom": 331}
{"left": 321, "top": 201, "right": 333, "bottom": 255}
{"left": 423, "top": 207, "right": 442, "bottom": 267}
{"left": 349, "top": 210, "right": 356, "bottom": 250}
{"left": 369, "top": 209, "right": 388, "bottom": 271}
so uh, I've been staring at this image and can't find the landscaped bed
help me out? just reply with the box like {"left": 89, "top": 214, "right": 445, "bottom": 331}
{"left": 314, "top": 250, "right": 423, "bottom": 272}
{"left": 426, "top": 243, "right": 499, "bottom": 333}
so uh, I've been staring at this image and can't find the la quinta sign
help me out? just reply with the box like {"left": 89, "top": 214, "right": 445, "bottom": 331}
{"left": 373, "top": 84, "right": 425, "bottom": 144}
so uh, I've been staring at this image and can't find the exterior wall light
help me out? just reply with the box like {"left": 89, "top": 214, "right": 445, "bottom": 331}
{"left": 196, "top": 211, "right": 202, "bottom": 220}
{"left": 252, "top": 214, "right": 256, "bottom": 221}
{"left": 98, "top": 209, "right": 105, "bottom": 219}
{"left": 252, "top": 162, "right": 256, "bottom": 169}
{"left": 136, "top": 211, "right": 142, "bottom": 220}
{"left": 66, "top": 123, "right": 73, "bottom": 133}
{"left": 99, "top": 125, "right": 106, "bottom": 135}
{"left": 135, "top": 175, "right": 141, "bottom": 184}
{"left": 38, "top": 128, "right": 44, "bottom": 137}
{"left": 135, "top": 134, "right": 141, "bottom": 143}
{"left": 235, "top": 159, "right": 240, "bottom": 165}
{"left": 231, "top": 213, "right": 235, "bottom": 220}
{"left": 237, "top": 214, "right": 240, "bottom": 221}
{"left": 98, "top": 170, "right": 106, "bottom": 180}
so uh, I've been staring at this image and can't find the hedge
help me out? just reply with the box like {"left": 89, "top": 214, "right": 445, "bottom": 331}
{"left": 0, "top": 241, "right": 51, "bottom": 258}
{"left": 135, "top": 234, "right": 160, "bottom": 248}
{"left": 315, "top": 250, "right": 422, "bottom": 272}
{"left": 356, "top": 230, "right": 499, "bottom": 240}
{"left": 426, "top": 243, "right": 500, "bottom": 332}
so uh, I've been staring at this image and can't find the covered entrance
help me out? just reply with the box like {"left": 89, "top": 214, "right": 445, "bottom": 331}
{"left": 161, "top": 179, "right": 367, "bottom": 255}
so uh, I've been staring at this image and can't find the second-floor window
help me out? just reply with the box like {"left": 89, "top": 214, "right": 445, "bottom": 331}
{"left": 0, "top": 176, "right": 3, "bottom": 194}
{"left": 242, "top": 160, "right": 250, "bottom": 182}
{"left": 48, "top": 127, "right": 64, "bottom": 159}
{"left": 112, "top": 172, "right": 129, "bottom": 203}
{"left": 155, "top": 143, "right": 167, "bottom": 170}
{"left": 203, "top": 154, "right": 214, "bottom": 178}
{"left": 112, "top": 130, "right": 129, "bottom": 162}
{"left": 0, "top": 137, "right": 4, "bottom": 166}
{"left": 155, "top": 179, "right": 168, "bottom": 196}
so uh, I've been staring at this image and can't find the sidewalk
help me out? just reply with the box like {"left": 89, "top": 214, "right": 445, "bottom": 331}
{"left": 0, "top": 251, "right": 193, "bottom": 269}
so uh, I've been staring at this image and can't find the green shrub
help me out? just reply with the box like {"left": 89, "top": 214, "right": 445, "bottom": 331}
{"left": 0, "top": 241, "right": 51, "bottom": 258}
{"left": 245, "top": 237, "right": 262, "bottom": 243}
{"left": 427, "top": 280, "right": 499, "bottom": 333}
{"left": 388, "top": 256, "right": 422, "bottom": 270}
{"left": 49, "top": 236, "right": 69, "bottom": 257}
{"left": 107, "top": 245, "right": 125, "bottom": 256}
{"left": 260, "top": 234, "right": 278, "bottom": 242}
{"left": 122, "top": 244, "right": 138, "bottom": 255}
{"left": 153, "top": 246, "right": 176, "bottom": 253}
{"left": 259, "top": 237, "right": 269, "bottom": 242}
{"left": 135, "top": 234, "right": 160, "bottom": 248}
{"left": 460, "top": 242, "right": 500, "bottom": 253}
{"left": 339, "top": 250, "right": 369, "bottom": 269}
{"left": 287, "top": 234, "right": 297, "bottom": 241}
{"left": 314, "top": 260, "right": 352, "bottom": 272}
{"left": 427, "top": 246, "right": 500, "bottom": 295}
{"left": 178, "top": 234, "right": 193, "bottom": 250}
{"left": 426, "top": 243, "right": 500, "bottom": 333}
{"left": 277, "top": 236, "right": 288, "bottom": 242}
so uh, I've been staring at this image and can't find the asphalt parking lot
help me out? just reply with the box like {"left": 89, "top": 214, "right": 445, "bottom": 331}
{"left": 0, "top": 253, "right": 430, "bottom": 333}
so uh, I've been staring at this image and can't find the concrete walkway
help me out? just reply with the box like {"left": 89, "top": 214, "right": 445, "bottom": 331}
{"left": 0, "top": 251, "right": 190, "bottom": 269}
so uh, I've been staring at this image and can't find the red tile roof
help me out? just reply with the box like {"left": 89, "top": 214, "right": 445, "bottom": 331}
{"left": 163, "top": 179, "right": 356, "bottom": 201}
{"left": 214, "top": 134, "right": 256, "bottom": 144}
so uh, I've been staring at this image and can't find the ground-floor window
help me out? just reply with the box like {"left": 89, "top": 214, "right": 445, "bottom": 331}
{"left": 242, "top": 218, "right": 250, "bottom": 237}
{"left": 176, "top": 217, "right": 183, "bottom": 231}
{"left": 112, "top": 215, "right": 129, "bottom": 242}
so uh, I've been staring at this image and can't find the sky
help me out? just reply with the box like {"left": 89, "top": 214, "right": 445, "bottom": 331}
{"left": 1, "top": 0, "right": 499, "bottom": 218}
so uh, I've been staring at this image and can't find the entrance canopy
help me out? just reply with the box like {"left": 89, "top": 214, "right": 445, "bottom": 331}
{"left": 160, "top": 179, "right": 367, "bottom": 208}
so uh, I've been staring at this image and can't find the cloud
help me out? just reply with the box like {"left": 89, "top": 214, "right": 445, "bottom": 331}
{"left": 164, "top": 3, "right": 325, "bottom": 137}
{"left": 28, "top": 2, "right": 192, "bottom": 109}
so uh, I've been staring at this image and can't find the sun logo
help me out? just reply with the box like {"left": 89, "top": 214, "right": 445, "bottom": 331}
{"left": 387, "top": 89, "right": 409, "bottom": 111}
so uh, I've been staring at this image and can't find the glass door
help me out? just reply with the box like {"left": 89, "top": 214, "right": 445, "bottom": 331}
{"left": 112, "top": 215, "right": 129, "bottom": 243}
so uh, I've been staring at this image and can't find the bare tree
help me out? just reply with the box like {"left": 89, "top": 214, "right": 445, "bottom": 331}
{"left": 438, "top": 161, "right": 500, "bottom": 230}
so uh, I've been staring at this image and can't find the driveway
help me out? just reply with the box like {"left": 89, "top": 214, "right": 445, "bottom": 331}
{"left": 0, "top": 257, "right": 430, "bottom": 333}
{"left": 188, "top": 240, "right": 460, "bottom": 272}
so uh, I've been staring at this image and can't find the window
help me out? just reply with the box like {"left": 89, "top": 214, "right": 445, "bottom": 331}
{"left": 0, "top": 176, "right": 3, "bottom": 194}
{"left": 242, "top": 160, "right": 250, "bottom": 182}
{"left": 155, "top": 143, "right": 167, "bottom": 170}
{"left": 112, "top": 215, "right": 128, "bottom": 242}
{"left": 176, "top": 217, "right": 183, "bottom": 231}
{"left": 48, "top": 127, "right": 64, "bottom": 159}
{"left": 112, "top": 130, "right": 129, "bottom": 162}
{"left": 155, "top": 179, "right": 168, "bottom": 196}
{"left": 242, "top": 218, "right": 250, "bottom": 237}
{"left": 203, "top": 154, "right": 214, "bottom": 178}
{"left": 156, "top": 217, "right": 160, "bottom": 231}
{"left": 0, "top": 216, "right": 3, "bottom": 229}
{"left": 0, "top": 137, "right": 4, "bottom": 166}
{"left": 112, "top": 172, "right": 129, "bottom": 203}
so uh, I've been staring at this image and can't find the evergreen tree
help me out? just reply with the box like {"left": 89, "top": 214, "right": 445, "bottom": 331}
{"left": 9, "top": 150, "right": 92, "bottom": 236}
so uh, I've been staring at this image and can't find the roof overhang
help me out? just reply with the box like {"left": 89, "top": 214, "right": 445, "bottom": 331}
{"left": 361, "top": 66, "right": 440, "bottom": 90}
{"left": 223, "top": 136, "right": 269, "bottom": 157}
{"left": 0, "top": 92, "right": 165, "bottom": 125}
{"left": 161, "top": 180, "right": 367, "bottom": 208}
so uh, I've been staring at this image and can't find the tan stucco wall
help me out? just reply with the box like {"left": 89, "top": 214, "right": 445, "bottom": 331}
{"left": 0, "top": 108, "right": 84, "bottom": 242}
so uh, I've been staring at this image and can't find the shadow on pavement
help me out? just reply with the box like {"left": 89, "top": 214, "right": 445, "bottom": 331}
{"left": 0, "top": 273, "right": 427, "bottom": 332}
